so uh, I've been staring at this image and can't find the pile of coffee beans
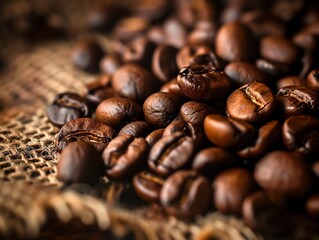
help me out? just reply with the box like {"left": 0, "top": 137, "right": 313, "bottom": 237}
{"left": 47, "top": 0, "right": 319, "bottom": 235}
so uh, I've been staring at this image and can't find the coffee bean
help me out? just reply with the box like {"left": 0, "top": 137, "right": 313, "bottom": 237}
{"left": 118, "top": 121, "right": 152, "bottom": 138}
{"left": 293, "top": 31, "right": 319, "bottom": 51}
{"left": 306, "top": 70, "right": 319, "bottom": 92}
{"left": 212, "top": 168, "right": 256, "bottom": 215}
{"left": 113, "top": 17, "right": 149, "bottom": 40}
{"left": 305, "top": 194, "right": 319, "bottom": 219}
{"left": 145, "top": 129, "right": 165, "bottom": 148}
{"left": 71, "top": 39, "right": 104, "bottom": 73}
{"left": 192, "top": 147, "right": 236, "bottom": 176}
{"left": 204, "top": 114, "right": 255, "bottom": 149}
{"left": 180, "top": 101, "right": 219, "bottom": 125}
{"left": 225, "top": 62, "right": 268, "bottom": 87}
{"left": 143, "top": 92, "right": 180, "bottom": 128}
{"left": 276, "top": 76, "right": 303, "bottom": 92}
{"left": 215, "top": 22, "right": 257, "bottom": 62}
{"left": 133, "top": 171, "right": 165, "bottom": 203}
{"left": 57, "top": 118, "right": 116, "bottom": 151}
{"left": 112, "top": 64, "right": 158, "bottom": 102}
{"left": 254, "top": 150, "right": 313, "bottom": 198}
{"left": 176, "top": 45, "right": 212, "bottom": 70}
{"left": 132, "top": 0, "right": 170, "bottom": 22}
{"left": 160, "top": 170, "right": 211, "bottom": 218}
{"left": 160, "top": 78, "right": 186, "bottom": 100}
{"left": 162, "top": 18, "right": 187, "bottom": 48}
{"left": 275, "top": 95, "right": 308, "bottom": 119}
{"left": 227, "top": 82, "right": 275, "bottom": 123}
{"left": 96, "top": 97, "right": 142, "bottom": 129}
{"left": 152, "top": 45, "right": 179, "bottom": 82}
{"left": 103, "top": 135, "right": 149, "bottom": 180}
{"left": 187, "top": 20, "right": 216, "bottom": 47}
{"left": 47, "top": 92, "right": 91, "bottom": 127}
{"left": 148, "top": 132, "right": 195, "bottom": 177}
{"left": 282, "top": 115, "right": 319, "bottom": 156}
{"left": 177, "top": 65, "right": 231, "bottom": 102}
{"left": 100, "top": 53, "right": 123, "bottom": 74}
{"left": 57, "top": 141, "right": 104, "bottom": 185}
{"left": 189, "top": 51, "right": 224, "bottom": 70}
{"left": 256, "top": 58, "right": 289, "bottom": 78}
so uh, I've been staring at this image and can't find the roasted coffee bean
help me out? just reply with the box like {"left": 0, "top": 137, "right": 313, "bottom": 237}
{"left": 204, "top": 114, "right": 255, "bottom": 149}
{"left": 306, "top": 70, "right": 319, "bottom": 92}
{"left": 145, "top": 128, "right": 165, "bottom": 147}
{"left": 180, "top": 101, "right": 219, "bottom": 125}
{"left": 143, "top": 92, "right": 180, "bottom": 128}
{"left": 256, "top": 58, "right": 289, "bottom": 78}
{"left": 96, "top": 97, "right": 142, "bottom": 129}
{"left": 224, "top": 62, "right": 268, "bottom": 87}
{"left": 212, "top": 168, "right": 256, "bottom": 215}
{"left": 227, "top": 82, "right": 275, "bottom": 123}
{"left": 57, "top": 141, "right": 104, "bottom": 185}
{"left": 112, "top": 64, "right": 158, "bottom": 102}
{"left": 238, "top": 120, "right": 281, "bottom": 159}
{"left": 47, "top": 92, "right": 91, "bottom": 127}
{"left": 100, "top": 53, "right": 123, "bottom": 74}
{"left": 152, "top": 45, "right": 179, "bottom": 82}
{"left": 160, "top": 78, "right": 186, "bottom": 100}
{"left": 277, "top": 86, "right": 319, "bottom": 114}
{"left": 305, "top": 194, "right": 319, "bottom": 219}
{"left": 260, "top": 36, "right": 299, "bottom": 65}
{"left": 103, "top": 135, "right": 148, "bottom": 180}
{"left": 192, "top": 147, "right": 236, "bottom": 176}
{"left": 160, "top": 170, "right": 211, "bottom": 218}
{"left": 187, "top": 20, "right": 216, "bottom": 47}
{"left": 57, "top": 118, "right": 116, "bottom": 151}
{"left": 254, "top": 150, "right": 313, "bottom": 198}
{"left": 132, "top": 0, "right": 170, "bottom": 22}
{"left": 113, "top": 17, "right": 149, "bottom": 40}
{"left": 176, "top": 45, "right": 212, "bottom": 69}
{"left": 215, "top": 22, "right": 257, "bottom": 62}
{"left": 133, "top": 171, "right": 165, "bottom": 203}
{"left": 293, "top": 31, "right": 319, "bottom": 51}
{"left": 282, "top": 115, "right": 319, "bottom": 156}
{"left": 148, "top": 132, "right": 195, "bottom": 177}
{"left": 189, "top": 51, "right": 224, "bottom": 70}
{"left": 118, "top": 121, "right": 152, "bottom": 138}
{"left": 71, "top": 39, "right": 104, "bottom": 73}
{"left": 276, "top": 76, "right": 303, "bottom": 92}
{"left": 177, "top": 65, "right": 231, "bottom": 102}
{"left": 162, "top": 18, "right": 187, "bottom": 48}
{"left": 275, "top": 95, "right": 308, "bottom": 119}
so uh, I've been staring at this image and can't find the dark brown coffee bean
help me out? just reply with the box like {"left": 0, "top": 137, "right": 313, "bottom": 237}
{"left": 148, "top": 132, "right": 195, "bottom": 177}
{"left": 176, "top": 45, "right": 212, "bottom": 70}
{"left": 96, "top": 97, "right": 142, "bottom": 129}
{"left": 215, "top": 22, "right": 257, "bottom": 62}
{"left": 71, "top": 39, "right": 104, "bottom": 73}
{"left": 306, "top": 70, "right": 319, "bottom": 92}
{"left": 293, "top": 31, "right": 319, "bottom": 51}
{"left": 212, "top": 168, "right": 256, "bottom": 215}
{"left": 100, "top": 53, "right": 123, "bottom": 74}
{"left": 189, "top": 51, "right": 224, "bottom": 70}
{"left": 177, "top": 65, "right": 231, "bottom": 102}
{"left": 113, "top": 17, "right": 149, "bottom": 40}
{"left": 47, "top": 92, "right": 91, "bottom": 127}
{"left": 152, "top": 45, "right": 179, "bottom": 82}
{"left": 192, "top": 147, "right": 236, "bottom": 176}
{"left": 238, "top": 120, "right": 281, "bottom": 159}
{"left": 260, "top": 36, "right": 299, "bottom": 65}
{"left": 305, "top": 194, "right": 319, "bottom": 219}
{"left": 160, "top": 170, "right": 211, "bottom": 218}
{"left": 162, "top": 18, "right": 187, "bottom": 48}
{"left": 133, "top": 171, "right": 165, "bottom": 203}
{"left": 204, "top": 114, "right": 255, "bottom": 149}
{"left": 254, "top": 151, "right": 313, "bottom": 198}
{"left": 132, "top": 0, "right": 170, "bottom": 22}
{"left": 112, "top": 64, "right": 158, "bottom": 102}
{"left": 256, "top": 58, "right": 289, "bottom": 78}
{"left": 145, "top": 128, "right": 165, "bottom": 147}
{"left": 160, "top": 78, "right": 186, "bottom": 99}
{"left": 282, "top": 115, "right": 319, "bottom": 156}
{"left": 57, "top": 118, "right": 116, "bottom": 152}
{"left": 180, "top": 101, "right": 219, "bottom": 126}
{"left": 187, "top": 20, "right": 216, "bottom": 47}
{"left": 118, "top": 121, "right": 152, "bottom": 138}
{"left": 143, "top": 92, "right": 180, "bottom": 128}
{"left": 224, "top": 62, "right": 268, "bottom": 87}
{"left": 57, "top": 141, "right": 104, "bottom": 185}
{"left": 227, "top": 82, "right": 275, "bottom": 123}
{"left": 275, "top": 95, "right": 308, "bottom": 119}
{"left": 103, "top": 135, "right": 148, "bottom": 180}
{"left": 276, "top": 76, "right": 303, "bottom": 92}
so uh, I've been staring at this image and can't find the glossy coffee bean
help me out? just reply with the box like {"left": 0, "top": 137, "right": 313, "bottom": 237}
{"left": 204, "top": 114, "right": 255, "bottom": 149}
{"left": 305, "top": 194, "right": 319, "bottom": 219}
{"left": 293, "top": 31, "right": 319, "bottom": 51}
{"left": 148, "top": 132, "right": 195, "bottom": 177}
{"left": 256, "top": 58, "right": 289, "bottom": 78}
{"left": 227, "top": 82, "right": 275, "bottom": 123}
{"left": 100, "top": 53, "right": 123, "bottom": 74}
{"left": 192, "top": 147, "right": 236, "bottom": 176}
{"left": 176, "top": 45, "right": 212, "bottom": 70}
{"left": 215, "top": 22, "right": 257, "bottom": 62}
{"left": 275, "top": 95, "right": 308, "bottom": 119}
{"left": 152, "top": 45, "right": 179, "bottom": 82}
{"left": 145, "top": 129, "right": 165, "bottom": 148}
{"left": 162, "top": 18, "right": 187, "bottom": 48}
{"left": 276, "top": 76, "right": 303, "bottom": 92}
{"left": 177, "top": 65, "right": 231, "bottom": 102}
{"left": 112, "top": 64, "right": 158, "bottom": 102}
{"left": 212, "top": 168, "right": 256, "bottom": 215}
{"left": 282, "top": 115, "right": 319, "bottom": 156}
{"left": 71, "top": 39, "right": 104, "bottom": 73}
{"left": 57, "top": 118, "right": 116, "bottom": 151}
{"left": 103, "top": 135, "right": 149, "bottom": 180}
{"left": 160, "top": 78, "right": 186, "bottom": 100}
{"left": 260, "top": 36, "right": 299, "bottom": 65}
{"left": 189, "top": 51, "right": 224, "bottom": 70}
{"left": 47, "top": 92, "right": 91, "bottom": 127}
{"left": 224, "top": 62, "right": 267, "bottom": 87}
{"left": 306, "top": 70, "right": 319, "bottom": 92}
{"left": 143, "top": 92, "right": 180, "bottom": 128}
{"left": 187, "top": 20, "right": 216, "bottom": 47}
{"left": 96, "top": 97, "right": 142, "bottom": 129}
{"left": 160, "top": 170, "right": 211, "bottom": 218}
{"left": 118, "top": 121, "right": 152, "bottom": 138}
{"left": 238, "top": 120, "right": 281, "bottom": 159}
{"left": 180, "top": 101, "right": 219, "bottom": 125}
{"left": 133, "top": 171, "right": 165, "bottom": 203}
{"left": 254, "top": 150, "right": 313, "bottom": 198}
{"left": 57, "top": 142, "right": 104, "bottom": 185}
